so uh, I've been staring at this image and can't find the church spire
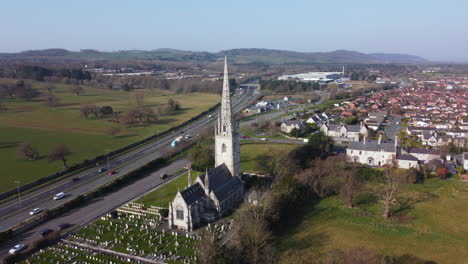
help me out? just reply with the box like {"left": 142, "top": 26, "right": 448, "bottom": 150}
{"left": 221, "top": 56, "right": 233, "bottom": 126}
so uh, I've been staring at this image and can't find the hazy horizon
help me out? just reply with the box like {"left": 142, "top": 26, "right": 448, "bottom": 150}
{"left": 2, "top": 0, "right": 467, "bottom": 61}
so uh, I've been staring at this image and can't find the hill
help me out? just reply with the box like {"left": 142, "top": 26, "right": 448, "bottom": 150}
{"left": 0, "top": 48, "right": 427, "bottom": 64}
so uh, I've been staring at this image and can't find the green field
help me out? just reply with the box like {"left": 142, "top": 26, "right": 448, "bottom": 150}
{"left": 277, "top": 179, "right": 468, "bottom": 264}
{"left": 240, "top": 143, "right": 298, "bottom": 173}
{"left": 136, "top": 171, "right": 197, "bottom": 208}
{"left": 0, "top": 79, "right": 219, "bottom": 192}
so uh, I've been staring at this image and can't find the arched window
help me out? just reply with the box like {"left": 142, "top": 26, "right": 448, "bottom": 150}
{"left": 222, "top": 123, "right": 227, "bottom": 132}
{"left": 222, "top": 144, "right": 226, "bottom": 153}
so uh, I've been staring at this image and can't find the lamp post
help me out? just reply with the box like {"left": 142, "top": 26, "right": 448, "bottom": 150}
{"left": 105, "top": 149, "right": 110, "bottom": 171}
{"left": 14, "top": 180, "right": 21, "bottom": 209}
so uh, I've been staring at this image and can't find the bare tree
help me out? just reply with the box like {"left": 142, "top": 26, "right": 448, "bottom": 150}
{"left": 80, "top": 104, "right": 100, "bottom": 118}
{"left": 16, "top": 142, "right": 39, "bottom": 160}
{"left": 71, "top": 86, "right": 84, "bottom": 96}
{"left": 339, "top": 167, "right": 362, "bottom": 208}
{"left": 45, "top": 93, "right": 60, "bottom": 107}
{"left": 377, "top": 165, "right": 400, "bottom": 219}
{"left": 234, "top": 203, "right": 275, "bottom": 264}
{"left": 105, "top": 127, "right": 121, "bottom": 137}
{"left": 196, "top": 229, "right": 218, "bottom": 264}
{"left": 47, "top": 144, "right": 71, "bottom": 168}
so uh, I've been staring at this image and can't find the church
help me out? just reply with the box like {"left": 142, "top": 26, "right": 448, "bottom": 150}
{"left": 168, "top": 57, "right": 244, "bottom": 232}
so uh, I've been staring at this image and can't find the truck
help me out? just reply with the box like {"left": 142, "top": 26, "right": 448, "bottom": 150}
{"left": 171, "top": 136, "right": 184, "bottom": 148}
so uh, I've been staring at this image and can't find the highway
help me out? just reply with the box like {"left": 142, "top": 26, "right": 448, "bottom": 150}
{"left": 0, "top": 86, "right": 316, "bottom": 258}
{"left": 0, "top": 86, "right": 257, "bottom": 233}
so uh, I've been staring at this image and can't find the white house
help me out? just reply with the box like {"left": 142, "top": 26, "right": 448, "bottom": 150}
{"left": 281, "top": 120, "right": 305, "bottom": 133}
{"left": 347, "top": 137, "right": 397, "bottom": 166}
{"left": 321, "top": 123, "right": 368, "bottom": 142}
{"left": 396, "top": 154, "right": 420, "bottom": 170}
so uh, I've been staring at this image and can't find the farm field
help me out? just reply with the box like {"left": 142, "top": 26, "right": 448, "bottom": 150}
{"left": 276, "top": 179, "right": 468, "bottom": 264}
{"left": 0, "top": 79, "right": 219, "bottom": 192}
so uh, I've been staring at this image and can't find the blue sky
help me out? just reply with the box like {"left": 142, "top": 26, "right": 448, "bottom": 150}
{"left": 1, "top": 0, "right": 467, "bottom": 61}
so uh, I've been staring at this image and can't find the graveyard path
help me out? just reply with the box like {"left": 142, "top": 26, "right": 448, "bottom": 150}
{"left": 0, "top": 158, "right": 188, "bottom": 259}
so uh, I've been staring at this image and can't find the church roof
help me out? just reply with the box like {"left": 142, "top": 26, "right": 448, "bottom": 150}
{"left": 199, "top": 164, "right": 233, "bottom": 192}
{"left": 213, "top": 176, "right": 243, "bottom": 202}
{"left": 180, "top": 183, "right": 206, "bottom": 206}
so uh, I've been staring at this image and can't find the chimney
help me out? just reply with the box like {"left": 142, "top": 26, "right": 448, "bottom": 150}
{"left": 378, "top": 135, "right": 382, "bottom": 145}
{"left": 363, "top": 136, "right": 367, "bottom": 144}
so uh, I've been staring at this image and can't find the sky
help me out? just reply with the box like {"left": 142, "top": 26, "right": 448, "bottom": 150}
{"left": 1, "top": 0, "right": 467, "bottom": 61}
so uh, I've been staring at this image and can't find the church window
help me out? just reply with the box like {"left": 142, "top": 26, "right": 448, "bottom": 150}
{"left": 222, "top": 144, "right": 226, "bottom": 153}
{"left": 176, "top": 210, "right": 184, "bottom": 220}
{"left": 223, "top": 123, "right": 227, "bottom": 132}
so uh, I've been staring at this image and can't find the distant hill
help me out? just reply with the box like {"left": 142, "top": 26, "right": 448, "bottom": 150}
{"left": 0, "top": 48, "right": 427, "bottom": 64}
{"left": 368, "top": 53, "right": 427, "bottom": 63}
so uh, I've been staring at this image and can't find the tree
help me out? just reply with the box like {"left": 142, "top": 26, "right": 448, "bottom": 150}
{"left": 16, "top": 142, "right": 38, "bottom": 160}
{"left": 289, "top": 128, "right": 301, "bottom": 139}
{"left": 339, "top": 164, "right": 362, "bottom": 208}
{"left": 457, "top": 165, "right": 465, "bottom": 176}
{"left": 196, "top": 229, "right": 218, "bottom": 264}
{"left": 233, "top": 203, "right": 275, "bottom": 264}
{"left": 71, "top": 86, "right": 84, "bottom": 96}
{"left": 105, "top": 127, "right": 121, "bottom": 137}
{"left": 45, "top": 83, "right": 56, "bottom": 93}
{"left": 344, "top": 116, "right": 358, "bottom": 125}
{"left": 100, "top": 106, "right": 113, "bottom": 115}
{"left": 80, "top": 104, "right": 100, "bottom": 118}
{"left": 377, "top": 165, "right": 400, "bottom": 219}
{"left": 168, "top": 98, "right": 181, "bottom": 111}
{"left": 188, "top": 136, "right": 214, "bottom": 171}
{"left": 47, "top": 144, "right": 71, "bottom": 168}
{"left": 45, "top": 93, "right": 59, "bottom": 107}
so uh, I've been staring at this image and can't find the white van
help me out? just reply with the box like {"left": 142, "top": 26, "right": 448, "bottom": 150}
{"left": 53, "top": 192, "right": 65, "bottom": 200}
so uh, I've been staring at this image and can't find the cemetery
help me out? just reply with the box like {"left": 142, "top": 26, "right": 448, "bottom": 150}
{"left": 20, "top": 202, "right": 235, "bottom": 264}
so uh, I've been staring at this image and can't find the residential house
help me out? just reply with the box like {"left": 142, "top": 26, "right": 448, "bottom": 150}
{"left": 281, "top": 120, "right": 305, "bottom": 133}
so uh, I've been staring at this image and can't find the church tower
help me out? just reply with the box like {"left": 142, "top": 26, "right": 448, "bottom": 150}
{"left": 215, "top": 56, "right": 240, "bottom": 178}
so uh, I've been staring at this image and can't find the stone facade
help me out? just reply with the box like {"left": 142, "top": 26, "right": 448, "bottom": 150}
{"left": 321, "top": 123, "right": 368, "bottom": 142}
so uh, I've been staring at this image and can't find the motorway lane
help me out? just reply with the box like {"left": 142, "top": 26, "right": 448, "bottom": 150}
{"left": 0, "top": 87, "right": 256, "bottom": 232}
{"left": 0, "top": 158, "right": 189, "bottom": 258}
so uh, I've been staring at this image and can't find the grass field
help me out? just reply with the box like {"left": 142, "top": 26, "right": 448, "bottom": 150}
{"left": 0, "top": 79, "right": 219, "bottom": 192}
{"left": 240, "top": 143, "right": 298, "bottom": 173}
{"left": 277, "top": 179, "right": 468, "bottom": 264}
{"left": 136, "top": 171, "right": 197, "bottom": 208}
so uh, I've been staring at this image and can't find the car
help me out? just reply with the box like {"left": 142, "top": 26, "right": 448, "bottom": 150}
{"left": 180, "top": 130, "right": 185, "bottom": 134}
{"left": 9, "top": 244, "right": 27, "bottom": 255}
{"left": 160, "top": 173, "right": 169, "bottom": 179}
{"left": 260, "top": 138, "right": 267, "bottom": 141}
{"left": 184, "top": 134, "right": 192, "bottom": 139}
{"left": 70, "top": 177, "right": 80, "bottom": 182}
{"left": 108, "top": 171, "right": 117, "bottom": 175}
{"left": 57, "top": 223, "right": 72, "bottom": 230}
{"left": 29, "top": 208, "right": 43, "bottom": 215}
{"left": 53, "top": 192, "right": 65, "bottom": 200}
{"left": 208, "top": 114, "right": 212, "bottom": 118}
{"left": 242, "top": 135, "right": 250, "bottom": 139}
{"left": 39, "top": 228, "right": 54, "bottom": 237}
{"left": 98, "top": 167, "right": 107, "bottom": 172}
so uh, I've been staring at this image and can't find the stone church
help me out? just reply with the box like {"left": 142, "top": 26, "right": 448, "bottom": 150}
{"left": 168, "top": 57, "right": 244, "bottom": 232}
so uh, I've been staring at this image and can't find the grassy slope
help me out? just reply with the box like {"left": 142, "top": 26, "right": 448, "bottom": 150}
{"left": 277, "top": 179, "right": 468, "bottom": 264}
{"left": 0, "top": 79, "right": 219, "bottom": 192}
